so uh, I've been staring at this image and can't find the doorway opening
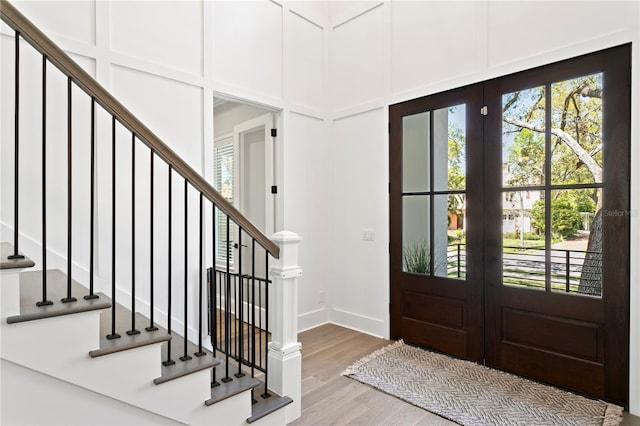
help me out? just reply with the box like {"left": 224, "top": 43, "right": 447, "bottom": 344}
{"left": 212, "top": 96, "right": 278, "bottom": 278}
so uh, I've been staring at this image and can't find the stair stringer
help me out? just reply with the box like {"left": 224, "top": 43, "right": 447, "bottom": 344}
{"left": 0, "top": 296, "right": 253, "bottom": 425}
{"left": 1, "top": 358, "right": 181, "bottom": 425}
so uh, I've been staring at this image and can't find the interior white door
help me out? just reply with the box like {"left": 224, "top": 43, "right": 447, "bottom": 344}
{"left": 233, "top": 113, "right": 274, "bottom": 278}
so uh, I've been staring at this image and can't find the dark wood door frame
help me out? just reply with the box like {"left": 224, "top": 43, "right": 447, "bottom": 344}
{"left": 389, "top": 44, "right": 630, "bottom": 406}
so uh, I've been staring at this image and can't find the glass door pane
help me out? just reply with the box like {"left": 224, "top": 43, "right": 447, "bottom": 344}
{"left": 401, "top": 105, "right": 467, "bottom": 281}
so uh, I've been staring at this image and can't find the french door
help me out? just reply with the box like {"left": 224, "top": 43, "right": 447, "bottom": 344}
{"left": 389, "top": 44, "right": 630, "bottom": 406}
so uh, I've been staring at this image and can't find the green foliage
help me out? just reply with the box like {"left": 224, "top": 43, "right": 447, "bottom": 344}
{"left": 531, "top": 199, "right": 583, "bottom": 238}
{"left": 506, "top": 128, "right": 545, "bottom": 186}
{"left": 403, "top": 241, "right": 430, "bottom": 274}
{"left": 503, "top": 231, "right": 544, "bottom": 241}
{"left": 447, "top": 122, "right": 465, "bottom": 211}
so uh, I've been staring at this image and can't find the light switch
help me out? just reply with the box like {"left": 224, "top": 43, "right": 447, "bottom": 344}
{"left": 362, "top": 229, "right": 375, "bottom": 241}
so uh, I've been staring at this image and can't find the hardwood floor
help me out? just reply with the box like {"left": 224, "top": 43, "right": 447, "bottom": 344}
{"left": 290, "top": 324, "right": 640, "bottom": 426}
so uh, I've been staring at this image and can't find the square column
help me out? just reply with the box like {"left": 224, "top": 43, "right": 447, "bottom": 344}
{"left": 267, "top": 231, "right": 302, "bottom": 423}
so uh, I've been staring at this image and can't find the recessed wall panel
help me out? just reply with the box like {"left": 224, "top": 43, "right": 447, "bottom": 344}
{"left": 286, "top": 112, "right": 328, "bottom": 321}
{"left": 329, "top": 109, "right": 387, "bottom": 325}
{"left": 110, "top": 65, "right": 203, "bottom": 169}
{"left": 212, "top": 1, "right": 283, "bottom": 99}
{"left": 13, "top": 0, "right": 96, "bottom": 46}
{"left": 286, "top": 11, "right": 324, "bottom": 110}
{"left": 488, "top": 1, "right": 639, "bottom": 68}
{"left": 391, "top": 1, "right": 484, "bottom": 94}
{"left": 330, "top": 5, "right": 385, "bottom": 110}
{"left": 110, "top": 1, "right": 203, "bottom": 75}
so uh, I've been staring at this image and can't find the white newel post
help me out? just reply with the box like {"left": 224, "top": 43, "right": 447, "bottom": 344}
{"left": 268, "top": 231, "right": 302, "bottom": 423}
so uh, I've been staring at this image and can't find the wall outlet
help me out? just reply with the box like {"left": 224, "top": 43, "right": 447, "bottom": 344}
{"left": 319, "top": 290, "right": 325, "bottom": 304}
{"left": 362, "top": 229, "right": 375, "bottom": 241}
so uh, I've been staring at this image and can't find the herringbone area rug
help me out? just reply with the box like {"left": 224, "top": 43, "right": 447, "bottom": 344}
{"left": 342, "top": 341, "right": 623, "bottom": 426}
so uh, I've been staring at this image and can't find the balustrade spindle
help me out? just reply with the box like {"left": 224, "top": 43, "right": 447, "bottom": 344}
{"left": 8, "top": 31, "right": 24, "bottom": 261}
{"left": 236, "top": 228, "right": 245, "bottom": 378}
{"left": 128, "top": 135, "right": 140, "bottom": 336}
{"left": 37, "top": 56, "right": 52, "bottom": 308}
{"left": 146, "top": 150, "right": 158, "bottom": 331}
{"left": 222, "top": 215, "right": 232, "bottom": 383}
{"left": 196, "top": 193, "right": 206, "bottom": 357}
{"left": 211, "top": 204, "right": 219, "bottom": 387}
{"left": 262, "top": 253, "right": 270, "bottom": 398}
{"left": 107, "top": 117, "right": 120, "bottom": 340}
{"left": 250, "top": 240, "right": 256, "bottom": 379}
{"left": 62, "top": 77, "right": 76, "bottom": 303}
{"left": 85, "top": 99, "right": 98, "bottom": 300}
{"left": 251, "top": 239, "right": 257, "bottom": 403}
{"left": 180, "top": 180, "right": 192, "bottom": 362}
{"left": 164, "top": 166, "right": 175, "bottom": 366}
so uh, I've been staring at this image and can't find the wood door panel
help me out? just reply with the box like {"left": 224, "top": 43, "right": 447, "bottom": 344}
{"left": 398, "top": 317, "right": 468, "bottom": 358}
{"left": 500, "top": 288, "right": 604, "bottom": 323}
{"left": 496, "top": 342, "right": 605, "bottom": 398}
{"left": 501, "top": 308, "right": 604, "bottom": 362}
{"left": 402, "top": 291, "right": 464, "bottom": 330}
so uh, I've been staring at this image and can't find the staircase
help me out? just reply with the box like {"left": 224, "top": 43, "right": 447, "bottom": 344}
{"left": 0, "top": 1, "right": 301, "bottom": 424}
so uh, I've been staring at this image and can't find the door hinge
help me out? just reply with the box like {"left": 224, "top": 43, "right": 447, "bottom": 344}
{"left": 389, "top": 303, "right": 392, "bottom": 313}
{"left": 271, "top": 185, "right": 278, "bottom": 194}
{"left": 271, "top": 128, "right": 277, "bottom": 137}
{"left": 480, "top": 106, "right": 488, "bottom": 116}
{"left": 388, "top": 122, "right": 391, "bottom": 134}
{"left": 388, "top": 182, "right": 391, "bottom": 193}
{"left": 388, "top": 242, "right": 391, "bottom": 253}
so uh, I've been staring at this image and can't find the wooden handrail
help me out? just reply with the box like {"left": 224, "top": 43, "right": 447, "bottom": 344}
{"left": 0, "top": 0, "right": 279, "bottom": 258}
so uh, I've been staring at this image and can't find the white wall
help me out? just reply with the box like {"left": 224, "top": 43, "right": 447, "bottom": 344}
{"left": 326, "top": 0, "right": 639, "bottom": 414}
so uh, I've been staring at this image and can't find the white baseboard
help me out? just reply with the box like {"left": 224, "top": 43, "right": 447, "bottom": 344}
{"left": 297, "top": 308, "right": 328, "bottom": 333}
{"left": 330, "top": 307, "right": 386, "bottom": 339}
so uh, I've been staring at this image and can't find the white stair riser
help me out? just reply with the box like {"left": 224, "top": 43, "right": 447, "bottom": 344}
{"left": 1, "top": 269, "right": 23, "bottom": 317}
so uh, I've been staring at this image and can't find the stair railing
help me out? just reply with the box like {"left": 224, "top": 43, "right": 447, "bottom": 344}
{"left": 1, "top": 0, "right": 278, "bottom": 400}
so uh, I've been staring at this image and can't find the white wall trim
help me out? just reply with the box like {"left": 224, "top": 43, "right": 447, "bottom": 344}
{"left": 330, "top": 307, "right": 385, "bottom": 339}
{"left": 331, "top": 2, "right": 384, "bottom": 30}
{"left": 297, "top": 308, "right": 328, "bottom": 333}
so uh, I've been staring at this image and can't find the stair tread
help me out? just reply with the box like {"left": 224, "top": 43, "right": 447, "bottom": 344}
{"left": 90, "top": 302, "right": 171, "bottom": 357}
{"left": 205, "top": 373, "right": 261, "bottom": 406}
{"left": 91, "top": 298, "right": 220, "bottom": 385}
{"left": 155, "top": 331, "right": 220, "bottom": 384}
{"left": 247, "top": 393, "right": 293, "bottom": 424}
{"left": 6, "top": 269, "right": 110, "bottom": 324}
{"left": 1, "top": 242, "right": 35, "bottom": 270}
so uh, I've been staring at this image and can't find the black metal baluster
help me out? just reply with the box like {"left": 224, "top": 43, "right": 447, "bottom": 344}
{"left": 262, "top": 253, "right": 270, "bottom": 398}
{"left": 565, "top": 250, "right": 571, "bottom": 293}
{"left": 8, "top": 31, "right": 24, "bottom": 261}
{"left": 251, "top": 239, "right": 257, "bottom": 403}
{"left": 218, "top": 267, "right": 223, "bottom": 356}
{"left": 457, "top": 244, "right": 461, "bottom": 279}
{"left": 222, "top": 216, "right": 232, "bottom": 383}
{"left": 211, "top": 204, "right": 219, "bottom": 388}
{"left": 164, "top": 166, "right": 175, "bottom": 366}
{"left": 128, "top": 135, "right": 140, "bottom": 336}
{"left": 62, "top": 77, "right": 77, "bottom": 303}
{"left": 236, "top": 228, "right": 245, "bottom": 378}
{"left": 258, "top": 260, "right": 262, "bottom": 371}
{"left": 146, "top": 150, "right": 158, "bottom": 331}
{"left": 85, "top": 99, "right": 98, "bottom": 301}
{"left": 196, "top": 193, "right": 206, "bottom": 357}
{"left": 37, "top": 56, "right": 52, "bottom": 308}
{"left": 107, "top": 117, "right": 120, "bottom": 340}
{"left": 180, "top": 180, "right": 192, "bottom": 362}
